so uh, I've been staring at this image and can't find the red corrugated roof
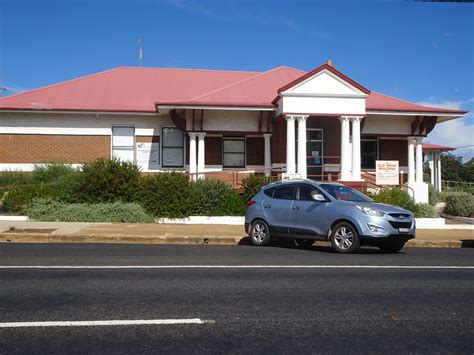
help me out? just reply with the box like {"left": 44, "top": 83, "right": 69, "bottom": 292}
{"left": 366, "top": 91, "right": 467, "bottom": 114}
{"left": 0, "top": 64, "right": 468, "bottom": 115}
{"left": 422, "top": 143, "right": 456, "bottom": 151}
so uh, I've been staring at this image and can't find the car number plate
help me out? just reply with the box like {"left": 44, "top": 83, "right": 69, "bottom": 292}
{"left": 398, "top": 228, "right": 410, "bottom": 233}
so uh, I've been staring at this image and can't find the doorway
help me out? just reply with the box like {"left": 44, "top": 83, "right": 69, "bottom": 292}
{"left": 306, "top": 129, "right": 324, "bottom": 180}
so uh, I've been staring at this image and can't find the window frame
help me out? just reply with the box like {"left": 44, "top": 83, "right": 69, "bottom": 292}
{"left": 222, "top": 137, "right": 246, "bottom": 169}
{"left": 111, "top": 125, "right": 135, "bottom": 163}
{"left": 161, "top": 127, "right": 184, "bottom": 168}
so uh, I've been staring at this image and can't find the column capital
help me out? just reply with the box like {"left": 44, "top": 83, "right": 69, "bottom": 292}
{"left": 188, "top": 132, "right": 198, "bottom": 138}
{"left": 339, "top": 116, "right": 351, "bottom": 123}
{"left": 197, "top": 132, "right": 207, "bottom": 138}
{"left": 285, "top": 115, "right": 296, "bottom": 122}
{"left": 350, "top": 116, "right": 363, "bottom": 123}
{"left": 263, "top": 133, "right": 272, "bottom": 139}
{"left": 296, "top": 115, "right": 309, "bottom": 122}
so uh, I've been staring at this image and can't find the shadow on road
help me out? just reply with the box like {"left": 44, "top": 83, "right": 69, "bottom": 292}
{"left": 238, "top": 236, "right": 391, "bottom": 254}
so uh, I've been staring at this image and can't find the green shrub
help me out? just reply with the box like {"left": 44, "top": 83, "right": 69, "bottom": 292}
{"left": 32, "top": 164, "right": 78, "bottom": 183}
{"left": 414, "top": 203, "right": 436, "bottom": 218}
{"left": 139, "top": 172, "right": 195, "bottom": 218}
{"left": 27, "top": 200, "right": 154, "bottom": 223}
{"left": 428, "top": 184, "right": 438, "bottom": 206}
{"left": 193, "top": 178, "right": 245, "bottom": 216}
{"left": 372, "top": 188, "right": 416, "bottom": 212}
{"left": 0, "top": 183, "right": 64, "bottom": 214}
{"left": 0, "top": 170, "right": 33, "bottom": 187}
{"left": 76, "top": 158, "right": 141, "bottom": 203}
{"left": 443, "top": 192, "right": 474, "bottom": 217}
{"left": 240, "top": 174, "right": 275, "bottom": 202}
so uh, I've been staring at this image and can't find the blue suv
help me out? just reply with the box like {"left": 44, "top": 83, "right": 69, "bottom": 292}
{"left": 245, "top": 180, "right": 415, "bottom": 253}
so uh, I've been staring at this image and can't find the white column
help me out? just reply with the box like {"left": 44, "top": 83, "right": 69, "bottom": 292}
{"left": 297, "top": 115, "right": 308, "bottom": 179}
{"left": 351, "top": 116, "right": 362, "bottom": 181}
{"left": 437, "top": 152, "right": 442, "bottom": 192}
{"left": 415, "top": 137, "right": 423, "bottom": 183}
{"left": 339, "top": 116, "right": 351, "bottom": 181}
{"left": 428, "top": 152, "right": 435, "bottom": 186}
{"left": 407, "top": 137, "right": 415, "bottom": 184}
{"left": 188, "top": 132, "right": 197, "bottom": 181}
{"left": 197, "top": 133, "right": 206, "bottom": 179}
{"left": 285, "top": 116, "right": 296, "bottom": 174}
{"left": 263, "top": 133, "right": 272, "bottom": 177}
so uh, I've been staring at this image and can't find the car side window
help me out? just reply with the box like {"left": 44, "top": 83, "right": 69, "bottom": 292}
{"left": 298, "top": 184, "right": 325, "bottom": 201}
{"left": 273, "top": 184, "right": 296, "bottom": 200}
{"left": 263, "top": 188, "right": 274, "bottom": 198}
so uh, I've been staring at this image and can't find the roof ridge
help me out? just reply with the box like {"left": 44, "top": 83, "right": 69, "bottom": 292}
{"left": 0, "top": 67, "right": 125, "bottom": 103}
{"left": 120, "top": 66, "right": 262, "bottom": 74}
{"left": 185, "top": 66, "right": 302, "bottom": 102}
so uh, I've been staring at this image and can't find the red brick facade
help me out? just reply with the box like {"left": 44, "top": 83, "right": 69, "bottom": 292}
{"left": 0, "top": 134, "right": 110, "bottom": 164}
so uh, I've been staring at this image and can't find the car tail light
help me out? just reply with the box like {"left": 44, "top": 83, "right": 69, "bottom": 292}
{"left": 246, "top": 200, "right": 256, "bottom": 208}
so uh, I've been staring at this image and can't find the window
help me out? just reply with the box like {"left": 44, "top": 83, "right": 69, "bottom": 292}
{"left": 320, "top": 184, "right": 371, "bottom": 202}
{"left": 361, "top": 139, "right": 378, "bottom": 170}
{"left": 298, "top": 184, "right": 325, "bottom": 202}
{"left": 162, "top": 127, "right": 184, "bottom": 168}
{"left": 264, "top": 188, "right": 274, "bottom": 198}
{"left": 273, "top": 184, "right": 296, "bottom": 200}
{"left": 112, "top": 126, "right": 135, "bottom": 163}
{"left": 223, "top": 138, "right": 245, "bottom": 168}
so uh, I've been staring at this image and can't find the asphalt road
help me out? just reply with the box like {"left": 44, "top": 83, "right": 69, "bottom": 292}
{"left": 0, "top": 244, "right": 473, "bottom": 354}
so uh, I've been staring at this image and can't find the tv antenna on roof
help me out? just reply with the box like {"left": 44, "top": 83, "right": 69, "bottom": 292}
{"left": 137, "top": 37, "right": 143, "bottom": 67}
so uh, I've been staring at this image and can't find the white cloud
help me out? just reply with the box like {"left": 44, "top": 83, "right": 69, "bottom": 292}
{"left": 421, "top": 97, "right": 474, "bottom": 162}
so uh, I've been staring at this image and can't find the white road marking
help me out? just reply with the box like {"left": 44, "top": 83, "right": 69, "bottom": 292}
{"left": 0, "top": 265, "right": 473, "bottom": 269}
{"left": 0, "top": 319, "right": 208, "bottom": 328}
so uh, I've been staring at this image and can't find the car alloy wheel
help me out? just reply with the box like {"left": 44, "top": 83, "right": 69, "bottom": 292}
{"left": 250, "top": 220, "right": 271, "bottom": 246}
{"left": 330, "top": 222, "right": 360, "bottom": 253}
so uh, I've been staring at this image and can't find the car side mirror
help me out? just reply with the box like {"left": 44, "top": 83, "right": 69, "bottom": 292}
{"left": 311, "top": 192, "right": 326, "bottom": 202}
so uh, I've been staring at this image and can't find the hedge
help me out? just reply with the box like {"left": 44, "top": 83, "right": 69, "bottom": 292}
{"left": 27, "top": 200, "right": 154, "bottom": 223}
{"left": 443, "top": 192, "right": 474, "bottom": 217}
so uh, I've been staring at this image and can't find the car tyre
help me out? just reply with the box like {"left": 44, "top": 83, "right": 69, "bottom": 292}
{"left": 378, "top": 240, "right": 406, "bottom": 253}
{"left": 294, "top": 239, "right": 315, "bottom": 248}
{"left": 330, "top": 222, "right": 360, "bottom": 253}
{"left": 249, "top": 220, "right": 271, "bottom": 246}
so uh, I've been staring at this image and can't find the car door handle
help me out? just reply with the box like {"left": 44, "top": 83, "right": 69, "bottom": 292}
{"left": 292, "top": 206, "right": 300, "bottom": 211}
{"left": 264, "top": 204, "right": 271, "bottom": 209}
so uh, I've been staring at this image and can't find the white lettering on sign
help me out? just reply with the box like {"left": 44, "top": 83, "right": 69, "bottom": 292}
{"left": 376, "top": 160, "right": 399, "bottom": 185}
{"left": 136, "top": 142, "right": 159, "bottom": 171}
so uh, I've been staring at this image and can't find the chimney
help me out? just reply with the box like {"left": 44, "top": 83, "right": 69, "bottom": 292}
{"left": 326, "top": 59, "right": 334, "bottom": 67}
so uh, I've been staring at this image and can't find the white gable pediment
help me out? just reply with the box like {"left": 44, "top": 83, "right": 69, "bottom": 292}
{"left": 283, "top": 69, "right": 367, "bottom": 97}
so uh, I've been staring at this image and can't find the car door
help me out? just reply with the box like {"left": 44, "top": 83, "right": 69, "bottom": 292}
{"left": 263, "top": 184, "right": 296, "bottom": 237}
{"left": 290, "top": 183, "right": 328, "bottom": 237}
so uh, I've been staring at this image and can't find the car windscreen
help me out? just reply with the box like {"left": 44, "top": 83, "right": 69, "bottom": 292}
{"left": 319, "top": 184, "right": 372, "bottom": 202}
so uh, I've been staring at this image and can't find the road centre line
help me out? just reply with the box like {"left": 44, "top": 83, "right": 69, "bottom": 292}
{"left": 0, "top": 319, "right": 208, "bottom": 328}
{"left": 0, "top": 265, "right": 473, "bottom": 269}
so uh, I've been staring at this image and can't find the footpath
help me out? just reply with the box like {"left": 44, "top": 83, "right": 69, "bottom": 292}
{"left": 0, "top": 220, "right": 473, "bottom": 248}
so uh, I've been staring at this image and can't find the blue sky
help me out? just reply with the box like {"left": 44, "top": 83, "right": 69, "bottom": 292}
{"left": 0, "top": 0, "right": 473, "bottom": 159}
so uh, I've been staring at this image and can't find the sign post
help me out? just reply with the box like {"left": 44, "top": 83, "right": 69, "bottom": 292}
{"left": 376, "top": 160, "right": 399, "bottom": 185}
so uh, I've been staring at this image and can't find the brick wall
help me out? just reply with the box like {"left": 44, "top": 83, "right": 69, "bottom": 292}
{"left": 0, "top": 134, "right": 110, "bottom": 163}
{"left": 379, "top": 139, "right": 408, "bottom": 166}
{"left": 246, "top": 137, "right": 264, "bottom": 165}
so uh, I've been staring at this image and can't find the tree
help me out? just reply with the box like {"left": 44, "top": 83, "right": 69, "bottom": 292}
{"left": 461, "top": 158, "right": 474, "bottom": 182}
{"left": 441, "top": 153, "right": 463, "bottom": 182}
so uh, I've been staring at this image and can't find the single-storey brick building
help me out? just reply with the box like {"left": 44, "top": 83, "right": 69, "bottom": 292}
{"left": 0, "top": 61, "right": 467, "bottom": 203}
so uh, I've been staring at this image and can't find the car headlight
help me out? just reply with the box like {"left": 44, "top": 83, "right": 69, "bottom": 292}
{"left": 355, "top": 205, "right": 385, "bottom": 217}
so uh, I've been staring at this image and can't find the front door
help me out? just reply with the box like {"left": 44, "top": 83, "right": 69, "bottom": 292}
{"left": 306, "top": 129, "right": 323, "bottom": 181}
